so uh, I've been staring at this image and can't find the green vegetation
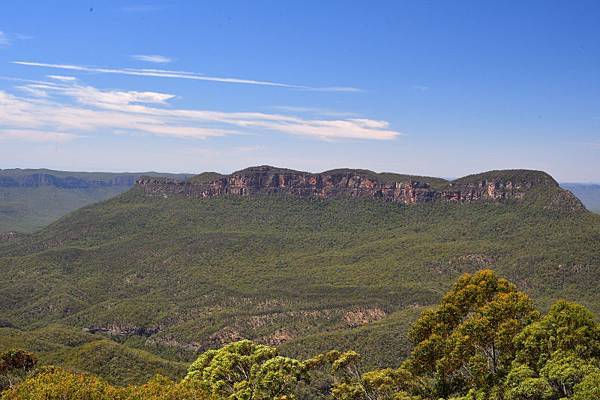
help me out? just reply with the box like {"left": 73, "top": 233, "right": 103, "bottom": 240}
{"left": 0, "top": 186, "right": 126, "bottom": 234}
{"left": 1, "top": 271, "right": 598, "bottom": 399}
{"left": 0, "top": 169, "right": 191, "bottom": 233}
{"left": 189, "top": 172, "right": 226, "bottom": 184}
{"left": 0, "top": 325, "right": 186, "bottom": 385}
{"left": 0, "top": 170, "right": 599, "bottom": 386}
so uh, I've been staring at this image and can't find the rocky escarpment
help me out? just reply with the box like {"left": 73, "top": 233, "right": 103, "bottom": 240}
{"left": 136, "top": 166, "right": 586, "bottom": 211}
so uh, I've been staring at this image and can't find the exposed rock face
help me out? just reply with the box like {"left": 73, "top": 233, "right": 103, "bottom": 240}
{"left": 0, "top": 231, "right": 19, "bottom": 242}
{"left": 84, "top": 325, "right": 159, "bottom": 337}
{"left": 343, "top": 307, "right": 387, "bottom": 327}
{"left": 136, "top": 165, "right": 586, "bottom": 210}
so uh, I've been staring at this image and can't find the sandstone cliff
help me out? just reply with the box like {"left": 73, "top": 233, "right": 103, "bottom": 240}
{"left": 136, "top": 166, "right": 585, "bottom": 211}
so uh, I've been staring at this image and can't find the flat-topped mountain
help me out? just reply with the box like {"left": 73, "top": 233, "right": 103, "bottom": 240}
{"left": 137, "top": 165, "right": 585, "bottom": 211}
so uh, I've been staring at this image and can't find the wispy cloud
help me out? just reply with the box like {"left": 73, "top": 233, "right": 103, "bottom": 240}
{"left": 0, "top": 32, "right": 10, "bottom": 47}
{"left": 0, "top": 79, "right": 399, "bottom": 142}
{"left": 13, "top": 61, "right": 361, "bottom": 92}
{"left": 271, "top": 106, "right": 359, "bottom": 118}
{"left": 0, "top": 129, "right": 77, "bottom": 143}
{"left": 47, "top": 75, "right": 77, "bottom": 82}
{"left": 0, "top": 31, "right": 33, "bottom": 47}
{"left": 131, "top": 54, "right": 173, "bottom": 64}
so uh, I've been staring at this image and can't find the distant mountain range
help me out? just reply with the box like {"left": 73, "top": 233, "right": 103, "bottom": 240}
{"left": 561, "top": 183, "right": 600, "bottom": 212}
{"left": 0, "top": 169, "right": 191, "bottom": 233}
{"left": 1, "top": 166, "right": 598, "bottom": 384}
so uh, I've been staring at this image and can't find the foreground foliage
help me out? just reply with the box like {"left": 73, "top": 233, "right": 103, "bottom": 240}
{"left": 2, "top": 270, "right": 598, "bottom": 399}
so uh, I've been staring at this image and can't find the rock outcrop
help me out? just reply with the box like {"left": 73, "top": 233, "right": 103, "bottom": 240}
{"left": 136, "top": 165, "right": 586, "bottom": 210}
{"left": 0, "top": 231, "right": 19, "bottom": 242}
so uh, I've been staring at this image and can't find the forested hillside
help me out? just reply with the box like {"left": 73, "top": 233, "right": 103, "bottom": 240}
{"left": 0, "top": 169, "right": 191, "bottom": 233}
{"left": 0, "top": 167, "right": 598, "bottom": 388}
{"left": 2, "top": 271, "right": 598, "bottom": 399}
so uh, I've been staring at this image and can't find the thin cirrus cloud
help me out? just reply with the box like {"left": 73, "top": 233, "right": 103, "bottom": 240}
{"left": 0, "top": 32, "right": 10, "bottom": 47}
{"left": 0, "top": 78, "right": 399, "bottom": 143}
{"left": 0, "top": 129, "right": 77, "bottom": 143}
{"left": 0, "top": 32, "right": 33, "bottom": 47}
{"left": 13, "top": 61, "right": 362, "bottom": 92}
{"left": 131, "top": 54, "right": 173, "bottom": 64}
{"left": 47, "top": 75, "right": 77, "bottom": 82}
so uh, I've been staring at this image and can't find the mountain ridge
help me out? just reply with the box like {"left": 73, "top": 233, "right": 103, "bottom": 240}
{"left": 136, "top": 165, "right": 585, "bottom": 211}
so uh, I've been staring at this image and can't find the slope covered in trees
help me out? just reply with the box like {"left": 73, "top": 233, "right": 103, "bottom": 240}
{"left": 0, "top": 169, "right": 191, "bottom": 233}
{"left": 0, "top": 168, "right": 598, "bottom": 385}
{"left": 2, "top": 271, "right": 598, "bottom": 399}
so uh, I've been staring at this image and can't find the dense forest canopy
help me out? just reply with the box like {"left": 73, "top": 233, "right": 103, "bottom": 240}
{"left": 2, "top": 270, "right": 598, "bottom": 399}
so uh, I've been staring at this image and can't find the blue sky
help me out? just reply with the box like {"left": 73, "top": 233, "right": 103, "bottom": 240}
{"left": 0, "top": 1, "right": 598, "bottom": 181}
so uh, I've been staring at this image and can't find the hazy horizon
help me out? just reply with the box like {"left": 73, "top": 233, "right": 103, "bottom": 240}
{"left": 1, "top": 165, "right": 600, "bottom": 184}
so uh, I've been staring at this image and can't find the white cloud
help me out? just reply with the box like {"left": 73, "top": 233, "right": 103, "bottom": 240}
{"left": 131, "top": 54, "right": 173, "bottom": 64}
{"left": 13, "top": 61, "right": 362, "bottom": 92}
{"left": 0, "top": 79, "right": 400, "bottom": 142}
{"left": 47, "top": 75, "right": 77, "bottom": 82}
{"left": 0, "top": 32, "right": 10, "bottom": 47}
{"left": 16, "top": 85, "right": 50, "bottom": 98}
{"left": 0, "top": 129, "right": 77, "bottom": 143}
{"left": 271, "top": 106, "right": 359, "bottom": 118}
{"left": 0, "top": 31, "right": 32, "bottom": 47}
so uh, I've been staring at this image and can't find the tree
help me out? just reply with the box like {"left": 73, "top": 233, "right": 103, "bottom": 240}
{"left": 504, "top": 364, "right": 553, "bottom": 400}
{"left": 539, "top": 350, "right": 599, "bottom": 398}
{"left": 511, "top": 300, "right": 600, "bottom": 399}
{"left": 323, "top": 350, "right": 423, "bottom": 400}
{"left": 0, "top": 367, "right": 208, "bottom": 400}
{"left": 408, "top": 270, "right": 539, "bottom": 398}
{"left": 0, "top": 366, "right": 117, "bottom": 400}
{"left": 572, "top": 371, "right": 600, "bottom": 400}
{"left": 514, "top": 300, "right": 600, "bottom": 370}
{"left": 0, "top": 349, "right": 37, "bottom": 391}
{"left": 184, "top": 340, "right": 307, "bottom": 399}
